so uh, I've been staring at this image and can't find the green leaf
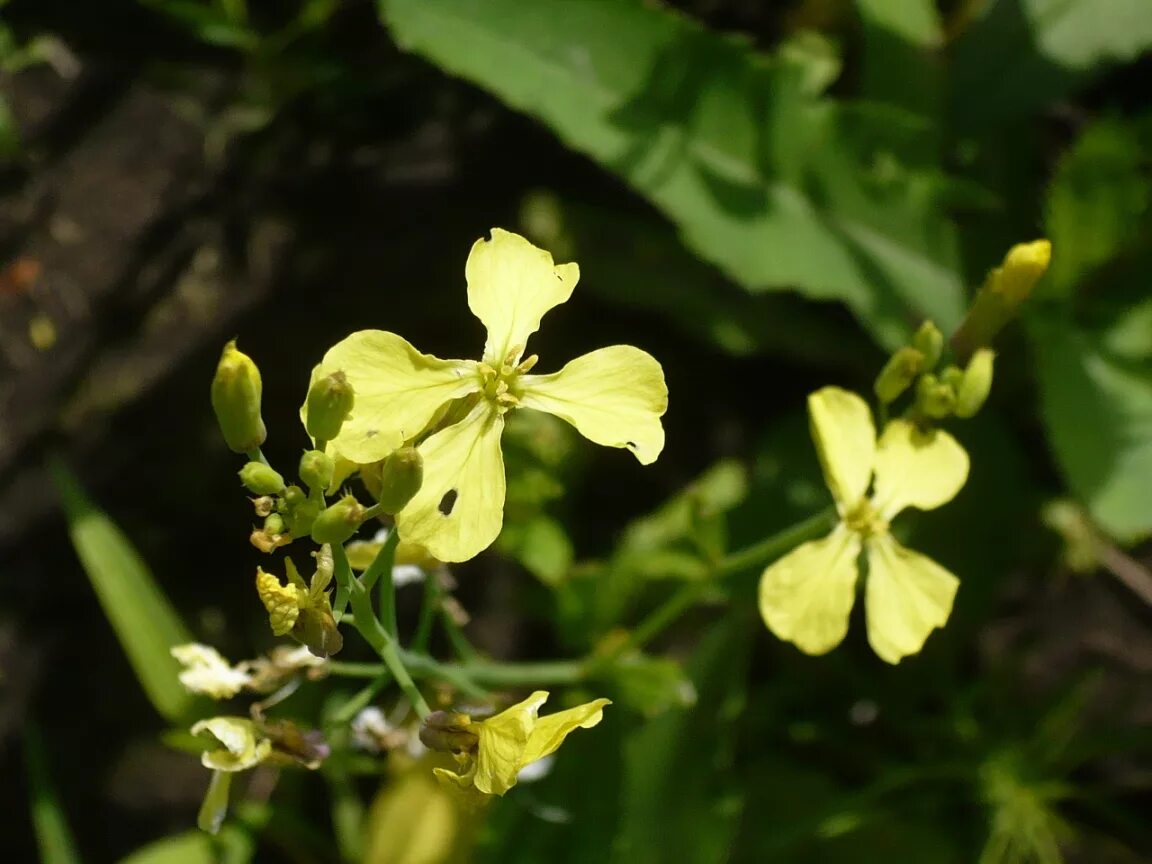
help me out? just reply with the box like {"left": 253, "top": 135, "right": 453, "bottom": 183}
{"left": 24, "top": 727, "right": 82, "bottom": 864}
{"left": 950, "top": 0, "right": 1152, "bottom": 135}
{"left": 612, "top": 618, "right": 750, "bottom": 864}
{"left": 855, "top": 0, "right": 943, "bottom": 117}
{"left": 50, "top": 460, "right": 195, "bottom": 722}
{"left": 119, "top": 833, "right": 215, "bottom": 864}
{"left": 1044, "top": 117, "right": 1152, "bottom": 300}
{"left": 381, "top": 0, "right": 964, "bottom": 348}
{"left": 1033, "top": 318, "right": 1152, "bottom": 542}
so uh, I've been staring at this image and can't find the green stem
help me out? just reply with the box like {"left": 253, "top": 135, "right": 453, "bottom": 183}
{"left": 412, "top": 571, "right": 437, "bottom": 653}
{"left": 333, "top": 544, "right": 431, "bottom": 719}
{"left": 246, "top": 448, "right": 270, "bottom": 467}
{"left": 330, "top": 653, "right": 587, "bottom": 691}
{"left": 328, "top": 671, "right": 393, "bottom": 726}
{"left": 717, "top": 507, "right": 837, "bottom": 577}
{"left": 362, "top": 530, "right": 399, "bottom": 637}
{"left": 610, "top": 507, "right": 838, "bottom": 656}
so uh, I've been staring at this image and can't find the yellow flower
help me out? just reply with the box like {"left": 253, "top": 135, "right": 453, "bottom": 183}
{"left": 422, "top": 690, "right": 610, "bottom": 803}
{"left": 758, "top": 387, "right": 969, "bottom": 664}
{"left": 192, "top": 716, "right": 272, "bottom": 772}
{"left": 310, "top": 229, "right": 668, "bottom": 562}
{"left": 255, "top": 545, "right": 343, "bottom": 658}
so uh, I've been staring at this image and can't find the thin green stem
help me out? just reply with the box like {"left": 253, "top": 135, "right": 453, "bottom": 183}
{"left": 327, "top": 661, "right": 385, "bottom": 679}
{"left": 412, "top": 571, "right": 437, "bottom": 653}
{"left": 328, "top": 671, "right": 392, "bottom": 726}
{"left": 625, "top": 581, "right": 704, "bottom": 652}
{"left": 333, "top": 543, "right": 431, "bottom": 719}
{"left": 717, "top": 507, "right": 837, "bottom": 577}
{"left": 366, "top": 530, "right": 399, "bottom": 637}
{"left": 330, "top": 653, "right": 587, "bottom": 692}
{"left": 246, "top": 448, "right": 270, "bottom": 467}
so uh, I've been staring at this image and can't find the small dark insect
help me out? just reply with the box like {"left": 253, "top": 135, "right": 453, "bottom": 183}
{"left": 439, "top": 489, "right": 458, "bottom": 516}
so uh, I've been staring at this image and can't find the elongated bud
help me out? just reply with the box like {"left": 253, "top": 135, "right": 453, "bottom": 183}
{"left": 911, "top": 321, "right": 943, "bottom": 371}
{"left": 310, "top": 494, "right": 366, "bottom": 545}
{"left": 874, "top": 347, "right": 924, "bottom": 404}
{"left": 419, "top": 711, "right": 479, "bottom": 754}
{"left": 305, "top": 371, "right": 355, "bottom": 444}
{"left": 954, "top": 348, "right": 995, "bottom": 418}
{"left": 374, "top": 447, "right": 423, "bottom": 515}
{"left": 952, "top": 240, "right": 1051, "bottom": 360}
{"left": 916, "top": 373, "right": 956, "bottom": 419}
{"left": 239, "top": 461, "right": 285, "bottom": 495}
{"left": 299, "top": 450, "right": 334, "bottom": 492}
{"left": 211, "top": 340, "right": 266, "bottom": 453}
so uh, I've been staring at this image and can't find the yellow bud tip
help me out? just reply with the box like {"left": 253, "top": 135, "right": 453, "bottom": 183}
{"left": 994, "top": 239, "right": 1051, "bottom": 303}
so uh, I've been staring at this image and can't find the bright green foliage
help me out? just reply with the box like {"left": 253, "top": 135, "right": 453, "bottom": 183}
{"left": 380, "top": 0, "right": 965, "bottom": 349}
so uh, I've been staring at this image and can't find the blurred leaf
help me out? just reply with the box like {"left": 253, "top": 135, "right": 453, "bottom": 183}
{"left": 382, "top": 0, "right": 964, "bottom": 348}
{"left": 24, "top": 726, "right": 82, "bottom": 864}
{"left": 1044, "top": 117, "right": 1152, "bottom": 300}
{"left": 855, "top": 0, "right": 942, "bottom": 117}
{"left": 498, "top": 514, "right": 574, "bottom": 586}
{"left": 520, "top": 191, "right": 876, "bottom": 365}
{"left": 0, "top": 95, "right": 21, "bottom": 161}
{"left": 596, "top": 650, "right": 696, "bottom": 718}
{"left": 612, "top": 617, "right": 750, "bottom": 864}
{"left": 50, "top": 460, "right": 195, "bottom": 722}
{"left": 950, "top": 0, "right": 1152, "bottom": 135}
{"left": 1033, "top": 318, "right": 1152, "bottom": 542}
{"left": 364, "top": 754, "right": 480, "bottom": 864}
{"left": 119, "top": 833, "right": 214, "bottom": 864}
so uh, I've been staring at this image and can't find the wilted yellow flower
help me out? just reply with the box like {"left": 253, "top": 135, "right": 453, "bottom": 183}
{"left": 759, "top": 387, "right": 969, "bottom": 664}
{"left": 255, "top": 545, "right": 343, "bottom": 658}
{"left": 309, "top": 229, "right": 668, "bottom": 562}
{"left": 192, "top": 716, "right": 272, "bottom": 772}
{"left": 422, "top": 690, "right": 609, "bottom": 803}
{"left": 171, "top": 643, "right": 253, "bottom": 699}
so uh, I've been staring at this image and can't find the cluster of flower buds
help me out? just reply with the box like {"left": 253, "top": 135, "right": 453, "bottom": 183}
{"left": 872, "top": 240, "right": 1050, "bottom": 424}
{"left": 873, "top": 320, "right": 995, "bottom": 421}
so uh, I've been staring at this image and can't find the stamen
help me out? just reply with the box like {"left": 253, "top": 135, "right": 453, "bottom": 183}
{"left": 517, "top": 354, "right": 539, "bottom": 374}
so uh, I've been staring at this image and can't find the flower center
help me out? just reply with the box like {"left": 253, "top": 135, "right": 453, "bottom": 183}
{"left": 477, "top": 349, "right": 538, "bottom": 414}
{"left": 843, "top": 498, "right": 887, "bottom": 537}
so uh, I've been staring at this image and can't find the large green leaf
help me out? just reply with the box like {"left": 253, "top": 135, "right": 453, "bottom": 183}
{"left": 1033, "top": 318, "right": 1152, "bottom": 542}
{"left": 381, "top": 0, "right": 964, "bottom": 348}
{"left": 50, "top": 460, "right": 195, "bottom": 722}
{"left": 1044, "top": 117, "right": 1152, "bottom": 300}
{"left": 950, "top": 0, "right": 1152, "bottom": 136}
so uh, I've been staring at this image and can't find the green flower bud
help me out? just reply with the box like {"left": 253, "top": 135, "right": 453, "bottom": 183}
{"left": 305, "top": 371, "right": 355, "bottom": 444}
{"left": 954, "top": 348, "right": 995, "bottom": 419}
{"left": 940, "top": 364, "right": 965, "bottom": 391}
{"left": 310, "top": 494, "right": 366, "bottom": 545}
{"left": 373, "top": 446, "right": 424, "bottom": 515}
{"left": 282, "top": 485, "right": 321, "bottom": 536}
{"left": 239, "top": 461, "right": 285, "bottom": 495}
{"left": 911, "top": 320, "right": 944, "bottom": 371}
{"left": 916, "top": 373, "right": 956, "bottom": 419}
{"left": 211, "top": 340, "right": 266, "bottom": 453}
{"left": 873, "top": 347, "right": 924, "bottom": 404}
{"left": 264, "top": 512, "right": 285, "bottom": 536}
{"left": 299, "top": 450, "right": 335, "bottom": 492}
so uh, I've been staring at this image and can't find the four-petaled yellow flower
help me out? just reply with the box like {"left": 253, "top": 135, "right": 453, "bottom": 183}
{"left": 759, "top": 387, "right": 969, "bottom": 664}
{"left": 310, "top": 229, "right": 668, "bottom": 563}
{"left": 421, "top": 690, "right": 610, "bottom": 804}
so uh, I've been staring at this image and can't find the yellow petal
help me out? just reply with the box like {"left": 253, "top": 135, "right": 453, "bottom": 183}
{"left": 395, "top": 405, "right": 506, "bottom": 563}
{"left": 864, "top": 534, "right": 958, "bottom": 664}
{"left": 521, "top": 698, "right": 610, "bottom": 767}
{"left": 519, "top": 346, "right": 667, "bottom": 464}
{"left": 310, "top": 331, "right": 480, "bottom": 464}
{"left": 192, "top": 716, "right": 272, "bottom": 772}
{"left": 473, "top": 691, "right": 547, "bottom": 796}
{"left": 807, "top": 387, "right": 876, "bottom": 512}
{"left": 758, "top": 525, "right": 862, "bottom": 656}
{"left": 256, "top": 568, "right": 304, "bottom": 636}
{"left": 871, "top": 420, "right": 969, "bottom": 519}
{"left": 466, "top": 229, "right": 579, "bottom": 365}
